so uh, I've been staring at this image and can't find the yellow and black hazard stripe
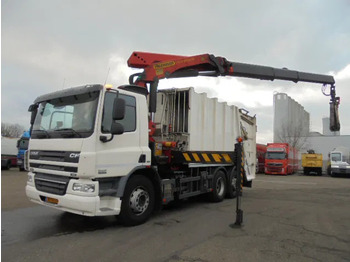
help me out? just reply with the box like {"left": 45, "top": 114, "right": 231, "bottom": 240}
{"left": 171, "top": 151, "right": 236, "bottom": 165}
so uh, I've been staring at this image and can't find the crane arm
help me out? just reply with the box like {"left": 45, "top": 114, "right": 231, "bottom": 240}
{"left": 128, "top": 51, "right": 335, "bottom": 85}
{"left": 126, "top": 51, "right": 340, "bottom": 131}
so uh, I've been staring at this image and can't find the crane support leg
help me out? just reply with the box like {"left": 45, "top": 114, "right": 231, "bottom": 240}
{"left": 231, "top": 141, "right": 244, "bottom": 227}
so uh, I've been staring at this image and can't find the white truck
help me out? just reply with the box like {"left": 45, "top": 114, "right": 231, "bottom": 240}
{"left": 327, "top": 146, "right": 350, "bottom": 177}
{"left": 1, "top": 136, "right": 18, "bottom": 170}
{"left": 25, "top": 85, "right": 256, "bottom": 225}
{"left": 25, "top": 51, "right": 340, "bottom": 225}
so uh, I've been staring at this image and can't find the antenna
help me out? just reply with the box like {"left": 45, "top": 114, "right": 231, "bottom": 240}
{"left": 104, "top": 67, "right": 111, "bottom": 85}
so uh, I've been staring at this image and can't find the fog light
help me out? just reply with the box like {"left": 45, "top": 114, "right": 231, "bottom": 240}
{"left": 72, "top": 183, "right": 95, "bottom": 193}
{"left": 27, "top": 174, "right": 33, "bottom": 183}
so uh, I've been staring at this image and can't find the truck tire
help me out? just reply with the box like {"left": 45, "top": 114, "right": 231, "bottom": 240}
{"left": 209, "top": 170, "right": 227, "bottom": 202}
{"left": 226, "top": 169, "right": 237, "bottom": 199}
{"left": 6, "top": 160, "right": 11, "bottom": 170}
{"left": 118, "top": 175, "right": 155, "bottom": 226}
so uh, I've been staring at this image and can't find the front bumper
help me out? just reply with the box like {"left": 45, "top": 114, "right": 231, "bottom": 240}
{"left": 331, "top": 167, "right": 350, "bottom": 175}
{"left": 17, "top": 159, "right": 24, "bottom": 168}
{"left": 25, "top": 174, "right": 122, "bottom": 216}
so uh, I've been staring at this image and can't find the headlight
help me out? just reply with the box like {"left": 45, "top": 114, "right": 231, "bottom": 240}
{"left": 27, "top": 174, "right": 33, "bottom": 183}
{"left": 72, "top": 183, "right": 95, "bottom": 193}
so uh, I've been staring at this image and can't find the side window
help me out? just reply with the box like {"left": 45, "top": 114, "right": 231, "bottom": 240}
{"left": 118, "top": 94, "right": 136, "bottom": 132}
{"left": 102, "top": 92, "right": 136, "bottom": 133}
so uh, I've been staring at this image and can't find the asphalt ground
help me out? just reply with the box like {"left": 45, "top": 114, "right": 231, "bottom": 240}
{"left": 1, "top": 169, "right": 350, "bottom": 262}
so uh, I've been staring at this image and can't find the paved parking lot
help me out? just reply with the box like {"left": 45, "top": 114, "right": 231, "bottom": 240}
{"left": 2, "top": 169, "right": 350, "bottom": 262}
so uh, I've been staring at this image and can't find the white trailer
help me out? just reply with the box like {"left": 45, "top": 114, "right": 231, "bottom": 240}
{"left": 1, "top": 137, "right": 18, "bottom": 170}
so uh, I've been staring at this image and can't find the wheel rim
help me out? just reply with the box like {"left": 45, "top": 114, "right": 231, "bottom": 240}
{"left": 129, "top": 187, "right": 150, "bottom": 216}
{"left": 216, "top": 177, "right": 225, "bottom": 197}
{"left": 231, "top": 176, "right": 237, "bottom": 191}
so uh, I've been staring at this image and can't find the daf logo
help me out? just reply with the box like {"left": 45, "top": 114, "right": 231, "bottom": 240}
{"left": 69, "top": 153, "right": 80, "bottom": 158}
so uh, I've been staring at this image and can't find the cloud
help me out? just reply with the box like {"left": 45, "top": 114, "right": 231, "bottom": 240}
{"left": 2, "top": 0, "right": 350, "bottom": 143}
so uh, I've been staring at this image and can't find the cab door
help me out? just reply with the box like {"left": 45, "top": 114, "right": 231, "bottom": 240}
{"left": 95, "top": 91, "right": 142, "bottom": 177}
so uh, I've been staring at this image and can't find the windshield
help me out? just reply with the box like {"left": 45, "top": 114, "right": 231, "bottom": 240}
{"left": 266, "top": 152, "right": 286, "bottom": 160}
{"left": 18, "top": 138, "right": 29, "bottom": 150}
{"left": 331, "top": 153, "right": 341, "bottom": 162}
{"left": 31, "top": 91, "right": 100, "bottom": 139}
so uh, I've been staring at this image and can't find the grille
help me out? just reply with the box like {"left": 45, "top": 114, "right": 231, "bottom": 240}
{"left": 267, "top": 162, "right": 283, "bottom": 167}
{"left": 267, "top": 167, "right": 282, "bottom": 172}
{"left": 29, "top": 150, "right": 80, "bottom": 163}
{"left": 30, "top": 163, "right": 78, "bottom": 173}
{"left": 35, "top": 173, "right": 72, "bottom": 196}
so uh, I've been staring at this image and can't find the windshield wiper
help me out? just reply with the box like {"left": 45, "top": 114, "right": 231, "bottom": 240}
{"left": 32, "top": 129, "right": 51, "bottom": 138}
{"left": 54, "top": 128, "right": 82, "bottom": 138}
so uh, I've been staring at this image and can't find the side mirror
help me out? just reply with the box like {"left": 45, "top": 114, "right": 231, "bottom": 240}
{"left": 113, "top": 98, "right": 125, "bottom": 120}
{"left": 30, "top": 109, "right": 37, "bottom": 125}
{"left": 99, "top": 122, "right": 124, "bottom": 143}
{"left": 28, "top": 104, "right": 38, "bottom": 125}
{"left": 28, "top": 104, "right": 37, "bottom": 112}
{"left": 111, "top": 122, "right": 124, "bottom": 135}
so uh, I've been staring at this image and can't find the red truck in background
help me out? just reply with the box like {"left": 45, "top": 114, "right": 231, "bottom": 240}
{"left": 265, "top": 143, "right": 298, "bottom": 175}
{"left": 256, "top": 144, "right": 267, "bottom": 173}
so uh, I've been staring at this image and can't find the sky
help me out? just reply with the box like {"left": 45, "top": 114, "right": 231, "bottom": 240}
{"left": 2, "top": 0, "right": 350, "bottom": 144}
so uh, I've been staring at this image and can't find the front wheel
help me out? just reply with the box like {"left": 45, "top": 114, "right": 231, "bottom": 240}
{"left": 209, "top": 171, "right": 227, "bottom": 202}
{"left": 118, "top": 175, "right": 155, "bottom": 226}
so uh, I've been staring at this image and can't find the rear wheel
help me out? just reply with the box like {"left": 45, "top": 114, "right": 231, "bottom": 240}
{"left": 209, "top": 171, "right": 227, "bottom": 202}
{"left": 226, "top": 168, "right": 237, "bottom": 199}
{"left": 118, "top": 175, "right": 155, "bottom": 226}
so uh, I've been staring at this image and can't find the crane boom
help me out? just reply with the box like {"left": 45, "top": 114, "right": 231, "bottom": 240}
{"left": 126, "top": 51, "right": 340, "bottom": 131}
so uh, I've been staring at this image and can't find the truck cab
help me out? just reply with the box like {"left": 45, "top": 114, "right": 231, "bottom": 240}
{"left": 26, "top": 84, "right": 151, "bottom": 217}
{"left": 265, "top": 143, "right": 297, "bottom": 175}
{"left": 17, "top": 131, "right": 30, "bottom": 171}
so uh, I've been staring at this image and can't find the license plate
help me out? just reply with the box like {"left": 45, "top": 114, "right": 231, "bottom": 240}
{"left": 46, "top": 197, "right": 59, "bottom": 204}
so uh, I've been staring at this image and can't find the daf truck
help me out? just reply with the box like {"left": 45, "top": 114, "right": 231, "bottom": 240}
{"left": 25, "top": 51, "right": 340, "bottom": 225}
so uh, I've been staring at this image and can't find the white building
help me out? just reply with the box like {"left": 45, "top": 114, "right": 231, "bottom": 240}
{"left": 273, "top": 93, "right": 310, "bottom": 145}
{"left": 273, "top": 92, "right": 350, "bottom": 172}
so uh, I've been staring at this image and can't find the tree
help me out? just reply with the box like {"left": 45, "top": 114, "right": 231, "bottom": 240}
{"left": 1, "top": 122, "right": 25, "bottom": 138}
{"left": 275, "top": 120, "right": 309, "bottom": 150}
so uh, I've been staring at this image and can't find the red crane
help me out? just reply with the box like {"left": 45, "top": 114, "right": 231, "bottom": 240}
{"left": 124, "top": 51, "right": 340, "bottom": 132}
